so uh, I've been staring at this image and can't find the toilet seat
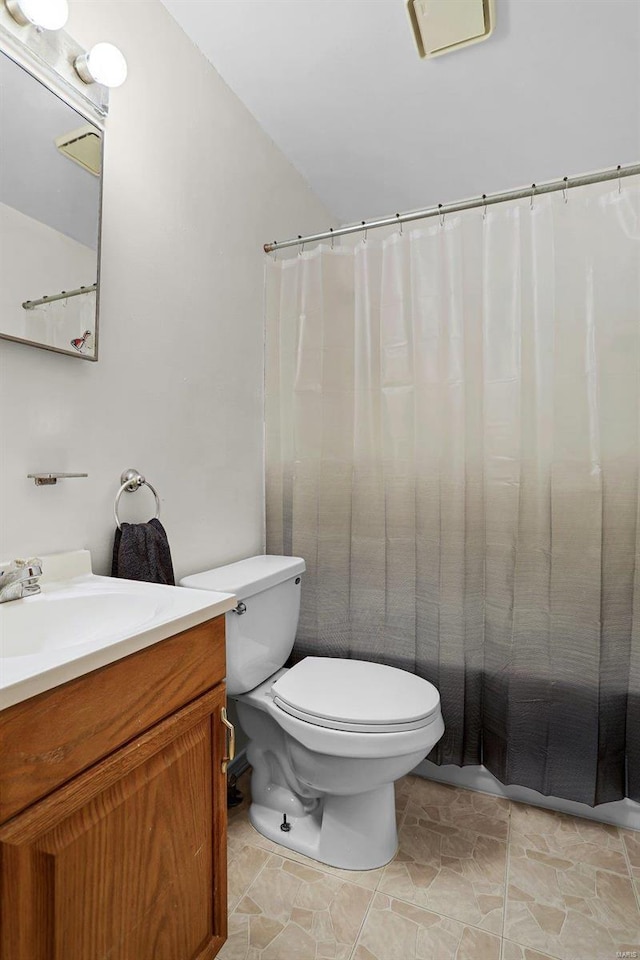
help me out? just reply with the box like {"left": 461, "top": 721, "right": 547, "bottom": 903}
{"left": 271, "top": 657, "right": 440, "bottom": 734}
{"left": 237, "top": 668, "right": 444, "bottom": 761}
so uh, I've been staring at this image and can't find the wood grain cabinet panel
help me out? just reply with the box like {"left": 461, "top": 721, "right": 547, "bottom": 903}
{"left": 0, "top": 616, "right": 225, "bottom": 823}
{"left": 0, "top": 684, "right": 228, "bottom": 960}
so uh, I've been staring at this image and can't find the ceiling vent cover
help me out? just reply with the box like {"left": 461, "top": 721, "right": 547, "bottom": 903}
{"left": 55, "top": 125, "right": 102, "bottom": 176}
{"left": 408, "top": 0, "right": 495, "bottom": 58}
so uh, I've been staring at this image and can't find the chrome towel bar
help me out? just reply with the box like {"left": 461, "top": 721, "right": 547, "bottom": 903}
{"left": 114, "top": 468, "right": 160, "bottom": 530}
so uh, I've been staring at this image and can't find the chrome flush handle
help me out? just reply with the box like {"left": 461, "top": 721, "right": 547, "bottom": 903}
{"left": 231, "top": 601, "right": 247, "bottom": 615}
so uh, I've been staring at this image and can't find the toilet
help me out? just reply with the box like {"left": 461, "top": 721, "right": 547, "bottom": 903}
{"left": 181, "top": 555, "right": 444, "bottom": 870}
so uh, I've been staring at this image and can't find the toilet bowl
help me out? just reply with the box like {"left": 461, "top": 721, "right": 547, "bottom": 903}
{"left": 181, "top": 556, "right": 444, "bottom": 870}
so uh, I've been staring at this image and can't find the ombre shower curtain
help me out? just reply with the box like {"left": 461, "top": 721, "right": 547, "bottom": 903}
{"left": 265, "top": 178, "right": 640, "bottom": 806}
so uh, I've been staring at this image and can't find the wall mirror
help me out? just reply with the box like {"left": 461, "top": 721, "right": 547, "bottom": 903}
{"left": 0, "top": 49, "right": 102, "bottom": 361}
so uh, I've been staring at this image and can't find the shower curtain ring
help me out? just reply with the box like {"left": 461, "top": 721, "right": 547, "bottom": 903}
{"left": 617, "top": 164, "right": 622, "bottom": 193}
{"left": 563, "top": 177, "right": 569, "bottom": 203}
{"left": 482, "top": 194, "right": 487, "bottom": 221}
{"left": 330, "top": 227, "right": 335, "bottom": 250}
{"left": 530, "top": 184, "right": 536, "bottom": 210}
{"left": 396, "top": 213, "right": 403, "bottom": 236}
{"left": 439, "top": 204, "right": 445, "bottom": 227}
{"left": 362, "top": 221, "right": 367, "bottom": 243}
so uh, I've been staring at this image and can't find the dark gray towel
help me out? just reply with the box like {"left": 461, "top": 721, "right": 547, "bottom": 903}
{"left": 111, "top": 518, "right": 175, "bottom": 585}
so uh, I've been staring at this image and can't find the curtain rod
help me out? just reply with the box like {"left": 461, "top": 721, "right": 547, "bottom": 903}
{"left": 264, "top": 163, "right": 640, "bottom": 253}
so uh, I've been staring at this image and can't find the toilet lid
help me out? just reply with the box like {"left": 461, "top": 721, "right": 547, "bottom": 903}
{"left": 271, "top": 657, "right": 440, "bottom": 733}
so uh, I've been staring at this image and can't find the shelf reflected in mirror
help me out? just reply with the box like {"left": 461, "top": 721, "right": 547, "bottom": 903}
{"left": 0, "top": 48, "right": 102, "bottom": 360}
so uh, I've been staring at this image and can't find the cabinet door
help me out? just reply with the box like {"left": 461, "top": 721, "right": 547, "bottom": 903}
{"left": 0, "top": 685, "right": 228, "bottom": 960}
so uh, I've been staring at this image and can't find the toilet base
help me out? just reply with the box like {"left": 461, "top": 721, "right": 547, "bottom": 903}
{"left": 249, "top": 782, "right": 398, "bottom": 871}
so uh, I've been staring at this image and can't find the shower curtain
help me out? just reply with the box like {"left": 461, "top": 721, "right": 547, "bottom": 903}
{"left": 265, "top": 178, "right": 640, "bottom": 806}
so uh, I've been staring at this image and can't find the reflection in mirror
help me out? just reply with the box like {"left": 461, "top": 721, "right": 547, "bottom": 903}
{"left": 0, "top": 49, "right": 102, "bottom": 360}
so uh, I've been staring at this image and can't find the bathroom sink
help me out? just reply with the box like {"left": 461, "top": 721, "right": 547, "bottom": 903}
{"left": 0, "top": 550, "right": 236, "bottom": 709}
{"left": 1, "top": 589, "right": 160, "bottom": 658}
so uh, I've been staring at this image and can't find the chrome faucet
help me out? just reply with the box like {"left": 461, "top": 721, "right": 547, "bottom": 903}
{"left": 0, "top": 558, "right": 43, "bottom": 602}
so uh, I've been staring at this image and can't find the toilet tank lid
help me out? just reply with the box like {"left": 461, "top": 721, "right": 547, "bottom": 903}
{"left": 180, "top": 555, "right": 305, "bottom": 599}
{"left": 272, "top": 657, "right": 441, "bottom": 727}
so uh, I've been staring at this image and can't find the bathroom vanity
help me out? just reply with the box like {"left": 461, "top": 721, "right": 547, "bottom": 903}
{"left": 0, "top": 552, "right": 235, "bottom": 960}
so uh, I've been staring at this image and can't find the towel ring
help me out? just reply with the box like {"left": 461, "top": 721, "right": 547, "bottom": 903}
{"left": 114, "top": 468, "right": 161, "bottom": 530}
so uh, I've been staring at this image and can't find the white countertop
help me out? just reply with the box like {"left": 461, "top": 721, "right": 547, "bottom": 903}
{"left": 0, "top": 550, "right": 235, "bottom": 710}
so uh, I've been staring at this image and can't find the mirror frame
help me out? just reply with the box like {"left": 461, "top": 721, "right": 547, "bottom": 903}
{"left": 0, "top": 18, "right": 106, "bottom": 361}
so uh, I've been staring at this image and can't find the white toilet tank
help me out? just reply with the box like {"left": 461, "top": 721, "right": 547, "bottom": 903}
{"left": 180, "top": 555, "right": 306, "bottom": 695}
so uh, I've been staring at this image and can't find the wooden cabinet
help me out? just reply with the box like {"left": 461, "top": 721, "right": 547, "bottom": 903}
{"left": 0, "top": 617, "right": 229, "bottom": 960}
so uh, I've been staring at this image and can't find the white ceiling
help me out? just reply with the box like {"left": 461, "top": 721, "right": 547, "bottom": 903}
{"left": 161, "top": 0, "right": 640, "bottom": 230}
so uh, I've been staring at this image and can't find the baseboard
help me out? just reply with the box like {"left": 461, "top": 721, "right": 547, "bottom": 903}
{"left": 413, "top": 760, "right": 640, "bottom": 832}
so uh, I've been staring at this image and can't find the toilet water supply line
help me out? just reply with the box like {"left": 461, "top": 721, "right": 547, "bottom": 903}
{"left": 263, "top": 162, "right": 640, "bottom": 254}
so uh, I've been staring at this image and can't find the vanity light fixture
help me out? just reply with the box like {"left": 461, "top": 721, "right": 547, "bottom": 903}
{"left": 5, "top": 0, "right": 69, "bottom": 30}
{"left": 74, "top": 42, "right": 127, "bottom": 88}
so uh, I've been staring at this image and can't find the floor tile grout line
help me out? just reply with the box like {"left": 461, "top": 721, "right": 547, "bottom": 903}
{"left": 370, "top": 884, "right": 504, "bottom": 942}
{"left": 407, "top": 819, "right": 512, "bottom": 843}
{"left": 501, "top": 934, "right": 563, "bottom": 960}
{"left": 541, "top": 858, "right": 637, "bottom": 880}
{"left": 347, "top": 886, "right": 377, "bottom": 960}
{"left": 226, "top": 841, "right": 274, "bottom": 920}
{"left": 505, "top": 841, "right": 638, "bottom": 880}
{"left": 621, "top": 833, "right": 640, "bottom": 914}
{"left": 499, "top": 800, "right": 513, "bottom": 960}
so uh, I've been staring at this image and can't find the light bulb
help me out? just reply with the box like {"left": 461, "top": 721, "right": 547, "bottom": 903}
{"left": 5, "top": 0, "right": 69, "bottom": 30}
{"left": 74, "top": 42, "right": 127, "bottom": 89}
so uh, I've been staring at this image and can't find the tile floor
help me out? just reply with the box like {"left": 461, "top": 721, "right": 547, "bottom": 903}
{"left": 219, "top": 771, "right": 640, "bottom": 960}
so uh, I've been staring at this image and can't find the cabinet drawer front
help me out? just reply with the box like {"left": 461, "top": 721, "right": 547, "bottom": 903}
{"left": 0, "top": 616, "right": 225, "bottom": 823}
{"left": 0, "top": 685, "right": 228, "bottom": 960}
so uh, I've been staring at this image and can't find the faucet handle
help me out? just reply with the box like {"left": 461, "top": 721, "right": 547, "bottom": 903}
{"left": 0, "top": 559, "right": 22, "bottom": 581}
{"left": 21, "top": 583, "right": 41, "bottom": 596}
{"left": 0, "top": 558, "right": 43, "bottom": 581}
